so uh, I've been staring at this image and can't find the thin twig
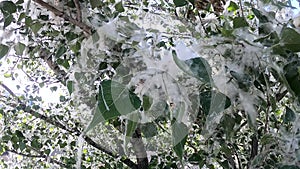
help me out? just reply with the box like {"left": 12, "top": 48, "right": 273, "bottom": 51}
{"left": 197, "top": 13, "right": 208, "bottom": 36}
{"left": 32, "top": 0, "right": 92, "bottom": 35}
{"left": 7, "top": 149, "right": 42, "bottom": 158}
{"left": 39, "top": 48, "right": 68, "bottom": 85}
{"left": 73, "top": 0, "right": 82, "bottom": 22}
{"left": 7, "top": 149, "right": 68, "bottom": 168}
{"left": 21, "top": 68, "right": 35, "bottom": 81}
{"left": 0, "top": 83, "right": 20, "bottom": 101}
{"left": 238, "top": 0, "right": 245, "bottom": 18}
{"left": 231, "top": 143, "right": 242, "bottom": 169}
{"left": 262, "top": 72, "right": 271, "bottom": 134}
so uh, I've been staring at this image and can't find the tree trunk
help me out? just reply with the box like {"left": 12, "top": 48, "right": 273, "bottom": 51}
{"left": 131, "top": 127, "right": 148, "bottom": 169}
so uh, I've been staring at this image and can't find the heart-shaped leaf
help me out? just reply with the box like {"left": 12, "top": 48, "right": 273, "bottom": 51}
{"left": 14, "top": 42, "right": 26, "bottom": 55}
{"left": 173, "top": 50, "right": 212, "bottom": 84}
{"left": 172, "top": 121, "right": 188, "bottom": 160}
{"left": 85, "top": 80, "right": 141, "bottom": 133}
{"left": 0, "top": 44, "right": 9, "bottom": 59}
{"left": 173, "top": 0, "right": 187, "bottom": 7}
{"left": 280, "top": 27, "right": 300, "bottom": 52}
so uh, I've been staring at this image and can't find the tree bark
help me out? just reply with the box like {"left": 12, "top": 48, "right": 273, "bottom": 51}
{"left": 131, "top": 127, "right": 149, "bottom": 169}
{"left": 32, "top": 0, "right": 92, "bottom": 35}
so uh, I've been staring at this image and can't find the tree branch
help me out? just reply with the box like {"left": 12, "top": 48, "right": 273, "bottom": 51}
{"left": 7, "top": 150, "right": 43, "bottom": 158}
{"left": 0, "top": 83, "right": 138, "bottom": 169}
{"left": 238, "top": 0, "right": 245, "bottom": 18}
{"left": 0, "top": 83, "right": 19, "bottom": 100}
{"left": 250, "top": 134, "right": 258, "bottom": 160}
{"left": 32, "top": 0, "right": 92, "bottom": 35}
{"left": 131, "top": 127, "right": 148, "bottom": 169}
{"left": 7, "top": 149, "right": 68, "bottom": 168}
{"left": 39, "top": 49, "right": 68, "bottom": 85}
{"left": 73, "top": 0, "right": 82, "bottom": 22}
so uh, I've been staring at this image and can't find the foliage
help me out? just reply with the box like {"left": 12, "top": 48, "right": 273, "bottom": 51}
{"left": 0, "top": 0, "right": 300, "bottom": 168}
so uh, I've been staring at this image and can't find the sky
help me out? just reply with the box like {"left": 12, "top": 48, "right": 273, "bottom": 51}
{"left": 292, "top": 0, "right": 300, "bottom": 15}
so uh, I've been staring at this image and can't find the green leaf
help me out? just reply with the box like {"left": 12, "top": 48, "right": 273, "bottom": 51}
{"left": 57, "top": 59, "right": 70, "bottom": 69}
{"left": 4, "top": 73, "right": 11, "bottom": 78}
{"left": 173, "top": 50, "right": 212, "bottom": 84}
{"left": 219, "top": 160, "right": 230, "bottom": 169}
{"left": 173, "top": 0, "right": 187, "bottom": 7}
{"left": 55, "top": 46, "right": 67, "bottom": 58}
{"left": 17, "top": 12, "right": 26, "bottom": 23}
{"left": 15, "top": 130, "right": 24, "bottom": 139}
{"left": 129, "top": 90, "right": 141, "bottom": 109}
{"left": 0, "top": 1, "right": 17, "bottom": 14}
{"left": 115, "top": 1, "right": 125, "bottom": 13}
{"left": 15, "top": 0, "right": 24, "bottom": 5}
{"left": 44, "top": 149, "right": 51, "bottom": 155}
{"left": 261, "top": 134, "right": 275, "bottom": 145}
{"left": 283, "top": 106, "right": 296, "bottom": 123}
{"left": 92, "top": 32, "right": 100, "bottom": 43}
{"left": 187, "top": 0, "right": 194, "bottom": 4}
{"left": 0, "top": 44, "right": 9, "bottom": 59}
{"left": 188, "top": 153, "right": 201, "bottom": 163}
{"left": 19, "top": 142, "right": 26, "bottom": 151}
{"left": 233, "top": 17, "right": 249, "bottom": 28}
{"left": 221, "top": 28, "right": 234, "bottom": 37}
{"left": 284, "top": 60, "right": 300, "bottom": 98}
{"left": 4, "top": 14, "right": 13, "bottom": 28}
{"left": 65, "top": 32, "right": 78, "bottom": 41}
{"left": 220, "top": 145, "right": 232, "bottom": 157}
{"left": 31, "top": 139, "right": 42, "bottom": 149}
{"left": 200, "top": 90, "right": 231, "bottom": 115}
{"left": 2, "top": 135, "right": 11, "bottom": 141}
{"left": 141, "top": 122, "right": 158, "bottom": 138}
{"left": 89, "top": 0, "right": 102, "bottom": 9}
{"left": 66, "top": 1, "right": 75, "bottom": 7}
{"left": 254, "top": 31, "right": 279, "bottom": 46}
{"left": 125, "top": 114, "right": 139, "bottom": 137}
{"left": 124, "top": 113, "right": 139, "bottom": 152}
{"left": 228, "top": 1, "right": 239, "bottom": 12}
{"left": 67, "top": 81, "right": 73, "bottom": 94}
{"left": 50, "top": 86, "right": 58, "bottom": 92}
{"left": 252, "top": 8, "right": 269, "bottom": 23}
{"left": 25, "top": 16, "right": 32, "bottom": 27}
{"left": 280, "top": 27, "right": 300, "bottom": 52}
{"left": 221, "top": 114, "right": 235, "bottom": 139}
{"left": 156, "top": 41, "right": 166, "bottom": 48}
{"left": 177, "top": 25, "right": 187, "bottom": 33}
{"left": 85, "top": 80, "right": 141, "bottom": 133}
{"left": 30, "top": 22, "right": 43, "bottom": 34}
{"left": 230, "top": 71, "right": 252, "bottom": 91}
{"left": 11, "top": 136, "right": 18, "bottom": 144}
{"left": 279, "top": 165, "right": 300, "bottom": 169}
{"left": 99, "top": 62, "right": 108, "bottom": 70}
{"left": 59, "top": 96, "right": 66, "bottom": 102}
{"left": 142, "top": 95, "right": 152, "bottom": 111}
{"left": 172, "top": 122, "right": 188, "bottom": 160}
{"left": 14, "top": 42, "right": 26, "bottom": 55}
{"left": 261, "top": 0, "right": 271, "bottom": 3}
{"left": 70, "top": 41, "right": 81, "bottom": 53}
{"left": 185, "top": 58, "right": 211, "bottom": 83}
{"left": 38, "top": 15, "right": 49, "bottom": 21}
{"left": 198, "top": 91, "right": 231, "bottom": 137}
